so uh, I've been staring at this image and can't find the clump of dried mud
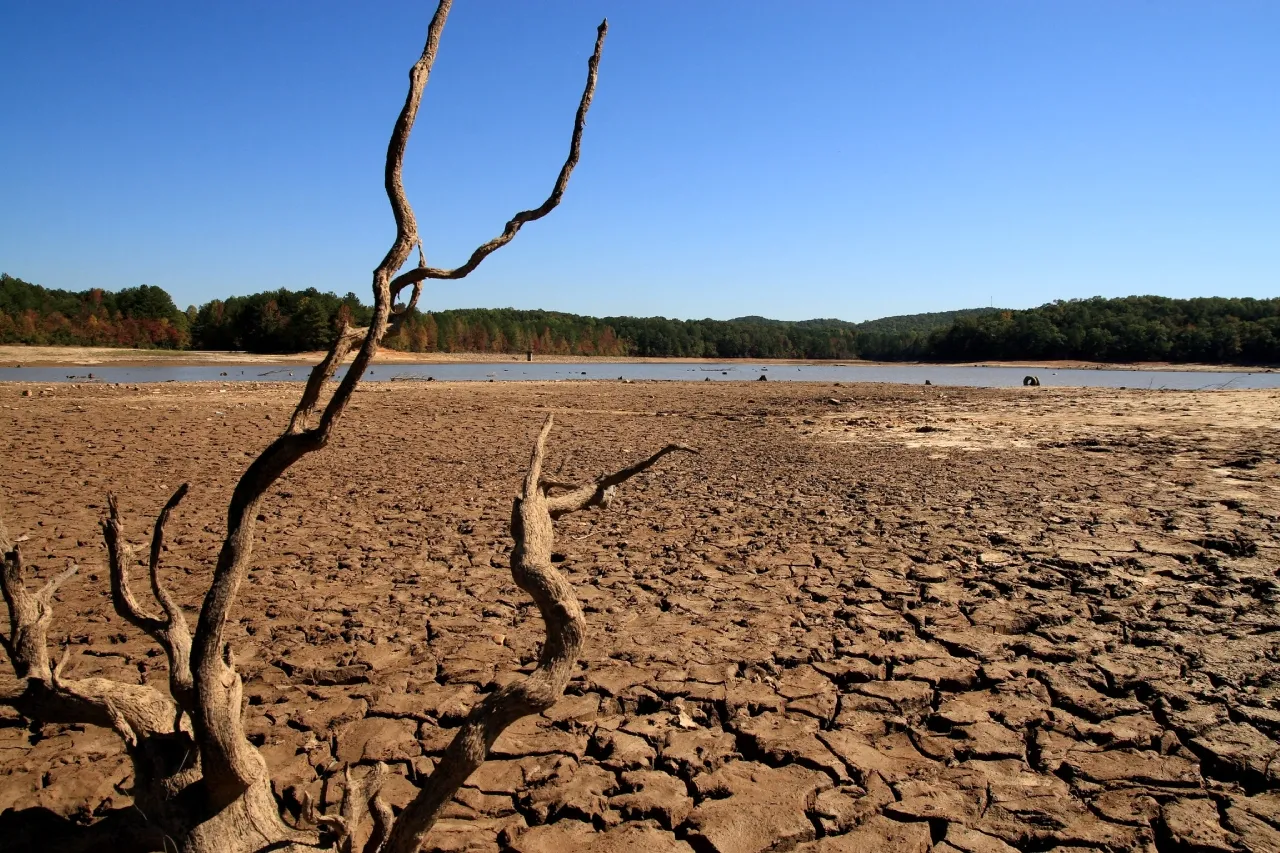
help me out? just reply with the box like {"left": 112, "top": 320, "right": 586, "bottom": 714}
{"left": 1, "top": 380, "right": 1278, "bottom": 852}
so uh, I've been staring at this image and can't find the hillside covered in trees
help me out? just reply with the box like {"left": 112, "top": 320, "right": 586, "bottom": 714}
{"left": 200, "top": 299, "right": 994, "bottom": 359}
{"left": 0, "top": 274, "right": 191, "bottom": 348}
{"left": 2, "top": 273, "right": 1277, "bottom": 364}
{"left": 928, "top": 296, "right": 1280, "bottom": 364}
{"left": 191, "top": 289, "right": 372, "bottom": 354}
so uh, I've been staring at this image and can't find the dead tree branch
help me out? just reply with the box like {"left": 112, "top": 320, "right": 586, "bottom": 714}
{"left": 2, "top": 2, "right": 615, "bottom": 849}
{"left": 387, "top": 18, "right": 608, "bottom": 298}
{"left": 380, "top": 415, "right": 690, "bottom": 853}
{"left": 1, "top": 532, "right": 197, "bottom": 813}
{"left": 545, "top": 441, "right": 698, "bottom": 517}
{"left": 103, "top": 486, "right": 196, "bottom": 720}
{"left": 187, "top": 0, "right": 456, "bottom": 809}
{"left": 1, "top": 545, "right": 77, "bottom": 681}
{"left": 191, "top": 3, "right": 609, "bottom": 814}
{"left": 288, "top": 322, "right": 370, "bottom": 434}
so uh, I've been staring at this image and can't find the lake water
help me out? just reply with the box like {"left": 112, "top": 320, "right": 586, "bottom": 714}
{"left": 1, "top": 362, "right": 1276, "bottom": 390}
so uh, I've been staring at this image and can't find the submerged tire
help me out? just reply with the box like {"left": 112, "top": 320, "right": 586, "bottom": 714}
{"left": 1023, "top": 375, "right": 1041, "bottom": 386}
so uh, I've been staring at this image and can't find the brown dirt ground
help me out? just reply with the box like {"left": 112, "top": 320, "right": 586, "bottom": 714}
{"left": 1, "top": 380, "right": 1278, "bottom": 852}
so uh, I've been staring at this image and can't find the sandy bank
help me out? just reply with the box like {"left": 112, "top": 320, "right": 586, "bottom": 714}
{"left": 0, "top": 344, "right": 1270, "bottom": 373}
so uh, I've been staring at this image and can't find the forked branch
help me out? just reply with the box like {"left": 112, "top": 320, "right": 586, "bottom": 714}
{"left": 186, "top": 2, "right": 457, "bottom": 805}
{"left": 2, "top": 2, "right": 616, "bottom": 848}
{"left": 1, "top": 543, "right": 77, "bottom": 681}
{"left": 379, "top": 416, "right": 690, "bottom": 853}
{"left": 388, "top": 18, "right": 609, "bottom": 297}
{"left": 545, "top": 441, "right": 698, "bottom": 517}
{"left": 288, "top": 322, "right": 370, "bottom": 434}
{"left": 188, "top": 0, "right": 612, "bottom": 813}
{"left": 1, "top": 529, "right": 183, "bottom": 756}
{"left": 103, "top": 486, "right": 196, "bottom": 718}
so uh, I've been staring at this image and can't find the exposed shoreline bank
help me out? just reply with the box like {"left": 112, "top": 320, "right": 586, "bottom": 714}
{"left": 0, "top": 344, "right": 1273, "bottom": 373}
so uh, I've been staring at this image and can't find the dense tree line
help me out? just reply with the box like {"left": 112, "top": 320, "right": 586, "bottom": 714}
{"left": 0, "top": 274, "right": 190, "bottom": 348}
{"left": 838, "top": 308, "right": 999, "bottom": 361}
{"left": 927, "top": 296, "right": 1280, "bottom": 364}
{"left": 599, "top": 315, "right": 858, "bottom": 358}
{"left": 190, "top": 289, "right": 372, "bottom": 353}
{"left": 381, "top": 307, "right": 1002, "bottom": 360}
{"left": 385, "top": 310, "right": 864, "bottom": 358}
{"left": 383, "top": 308, "right": 631, "bottom": 356}
{"left": 4, "top": 274, "right": 1277, "bottom": 364}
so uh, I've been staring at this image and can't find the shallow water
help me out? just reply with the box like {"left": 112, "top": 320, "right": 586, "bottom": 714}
{"left": 1, "top": 361, "right": 1276, "bottom": 390}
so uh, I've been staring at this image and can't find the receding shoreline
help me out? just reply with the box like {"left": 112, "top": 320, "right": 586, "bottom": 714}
{"left": 0, "top": 344, "right": 1274, "bottom": 373}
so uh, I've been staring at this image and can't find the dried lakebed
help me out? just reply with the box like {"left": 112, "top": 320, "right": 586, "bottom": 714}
{"left": 1, "top": 381, "right": 1278, "bottom": 852}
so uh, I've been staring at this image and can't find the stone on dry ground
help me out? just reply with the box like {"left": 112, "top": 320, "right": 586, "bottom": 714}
{"left": 2, "top": 380, "right": 1279, "bottom": 852}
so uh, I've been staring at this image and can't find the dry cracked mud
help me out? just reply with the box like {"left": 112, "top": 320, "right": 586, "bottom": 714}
{"left": 1, "top": 379, "right": 1278, "bottom": 852}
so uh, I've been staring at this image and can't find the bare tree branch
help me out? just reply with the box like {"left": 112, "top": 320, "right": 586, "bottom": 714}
{"left": 545, "top": 442, "right": 698, "bottom": 517}
{"left": 388, "top": 18, "right": 608, "bottom": 299}
{"left": 2, "top": 542, "right": 76, "bottom": 681}
{"left": 188, "top": 0, "right": 450, "bottom": 808}
{"left": 291, "top": 257, "right": 421, "bottom": 435}
{"left": 388, "top": 243, "right": 428, "bottom": 320}
{"left": 104, "top": 495, "right": 165, "bottom": 633}
{"left": 148, "top": 484, "right": 193, "bottom": 634}
{"left": 288, "top": 322, "right": 370, "bottom": 434}
{"left": 103, "top": 487, "right": 197, "bottom": 720}
{"left": 523, "top": 414, "right": 557, "bottom": 499}
{"left": 2, "top": 3, "right": 615, "bottom": 848}
{"left": 2, "top": 545, "right": 75, "bottom": 682}
{"left": 380, "top": 415, "right": 688, "bottom": 853}
{"left": 324, "top": 762, "right": 391, "bottom": 853}
{"left": 1, "top": 539, "right": 188, "bottom": 781}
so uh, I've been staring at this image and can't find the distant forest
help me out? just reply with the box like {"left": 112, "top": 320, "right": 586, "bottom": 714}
{"left": 3, "top": 273, "right": 1278, "bottom": 364}
{"left": 0, "top": 274, "right": 191, "bottom": 348}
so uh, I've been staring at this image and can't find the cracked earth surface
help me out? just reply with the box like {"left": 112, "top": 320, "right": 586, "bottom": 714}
{"left": 1, "top": 380, "right": 1279, "bottom": 852}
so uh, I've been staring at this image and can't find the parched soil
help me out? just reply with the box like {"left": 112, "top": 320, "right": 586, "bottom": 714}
{"left": 1, "top": 380, "right": 1278, "bottom": 852}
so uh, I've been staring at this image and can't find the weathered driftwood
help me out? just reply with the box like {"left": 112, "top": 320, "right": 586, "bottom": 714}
{"left": 0, "top": 3, "right": 688, "bottom": 851}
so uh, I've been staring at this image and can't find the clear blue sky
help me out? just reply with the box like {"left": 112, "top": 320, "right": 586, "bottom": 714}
{"left": 2, "top": 1, "right": 1276, "bottom": 322}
